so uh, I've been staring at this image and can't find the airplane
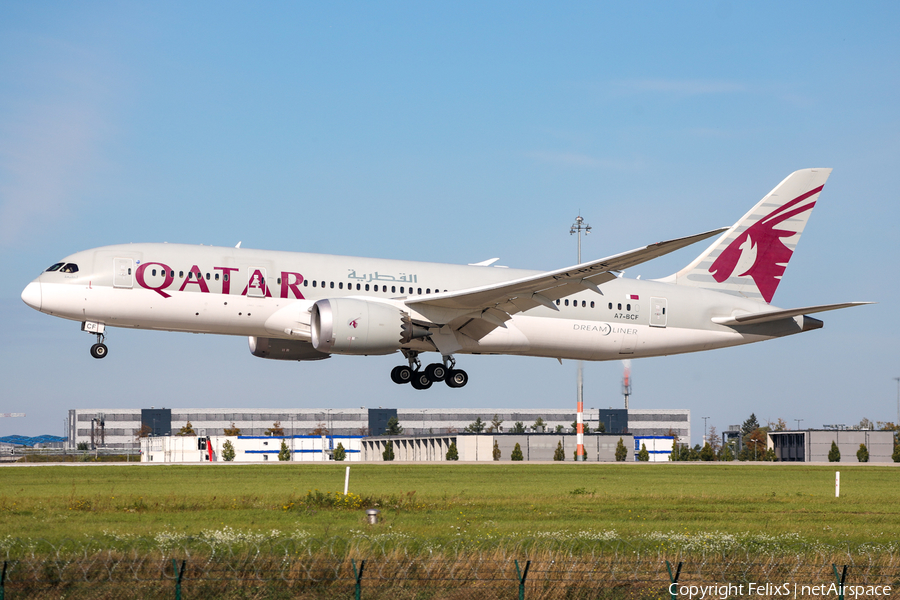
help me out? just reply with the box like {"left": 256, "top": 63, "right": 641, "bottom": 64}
{"left": 21, "top": 169, "right": 869, "bottom": 390}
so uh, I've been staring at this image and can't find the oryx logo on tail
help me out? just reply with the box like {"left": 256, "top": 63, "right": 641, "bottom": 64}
{"left": 708, "top": 186, "right": 822, "bottom": 303}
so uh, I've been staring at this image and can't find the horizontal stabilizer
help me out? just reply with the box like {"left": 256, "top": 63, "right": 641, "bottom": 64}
{"left": 711, "top": 302, "right": 873, "bottom": 326}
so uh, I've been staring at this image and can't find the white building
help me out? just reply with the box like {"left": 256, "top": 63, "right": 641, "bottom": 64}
{"left": 141, "top": 434, "right": 363, "bottom": 462}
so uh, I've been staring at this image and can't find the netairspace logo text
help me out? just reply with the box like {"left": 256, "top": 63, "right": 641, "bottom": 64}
{"left": 669, "top": 582, "right": 892, "bottom": 599}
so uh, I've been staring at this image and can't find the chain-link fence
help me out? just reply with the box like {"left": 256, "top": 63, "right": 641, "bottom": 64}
{"left": 2, "top": 553, "right": 900, "bottom": 599}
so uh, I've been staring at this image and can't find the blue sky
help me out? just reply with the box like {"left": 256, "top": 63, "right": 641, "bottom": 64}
{"left": 1, "top": 2, "right": 898, "bottom": 444}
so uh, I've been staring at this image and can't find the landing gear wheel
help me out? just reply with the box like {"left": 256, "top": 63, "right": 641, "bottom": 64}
{"left": 424, "top": 363, "right": 447, "bottom": 382}
{"left": 445, "top": 369, "right": 468, "bottom": 388}
{"left": 410, "top": 372, "right": 433, "bottom": 390}
{"left": 90, "top": 343, "right": 108, "bottom": 359}
{"left": 391, "top": 365, "right": 413, "bottom": 384}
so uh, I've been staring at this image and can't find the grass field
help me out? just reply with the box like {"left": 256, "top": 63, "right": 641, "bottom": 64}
{"left": 1, "top": 463, "right": 897, "bottom": 557}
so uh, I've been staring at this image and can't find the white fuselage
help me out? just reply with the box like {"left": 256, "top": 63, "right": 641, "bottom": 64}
{"left": 22, "top": 243, "right": 811, "bottom": 363}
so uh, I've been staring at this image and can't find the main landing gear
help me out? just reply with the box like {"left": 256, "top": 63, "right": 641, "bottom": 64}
{"left": 390, "top": 352, "right": 468, "bottom": 390}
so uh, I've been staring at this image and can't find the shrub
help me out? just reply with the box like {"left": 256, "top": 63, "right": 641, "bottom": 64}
{"left": 700, "top": 443, "right": 716, "bottom": 461}
{"left": 615, "top": 438, "right": 628, "bottom": 462}
{"left": 553, "top": 441, "right": 565, "bottom": 461}
{"left": 638, "top": 443, "right": 650, "bottom": 462}
{"left": 492, "top": 440, "right": 501, "bottom": 461}
{"left": 445, "top": 441, "right": 458, "bottom": 461}
{"left": 893, "top": 444, "right": 900, "bottom": 463}
{"left": 511, "top": 443, "right": 524, "bottom": 461}
{"left": 278, "top": 440, "right": 291, "bottom": 461}
{"left": 828, "top": 441, "right": 841, "bottom": 462}
{"left": 857, "top": 443, "right": 869, "bottom": 463}
{"left": 333, "top": 443, "right": 346, "bottom": 461}
{"left": 383, "top": 441, "right": 395, "bottom": 461}
{"left": 221, "top": 440, "right": 235, "bottom": 462}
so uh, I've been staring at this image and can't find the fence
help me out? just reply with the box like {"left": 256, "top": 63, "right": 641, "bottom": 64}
{"left": 1, "top": 555, "right": 899, "bottom": 599}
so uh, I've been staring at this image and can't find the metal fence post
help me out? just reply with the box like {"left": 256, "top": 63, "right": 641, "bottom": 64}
{"left": 173, "top": 559, "right": 185, "bottom": 600}
{"left": 832, "top": 564, "right": 848, "bottom": 600}
{"left": 352, "top": 559, "right": 366, "bottom": 600}
{"left": 514, "top": 559, "right": 530, "bottom": 600}
{"left": 666, "top": 560, "right": 682, "bottom": 600}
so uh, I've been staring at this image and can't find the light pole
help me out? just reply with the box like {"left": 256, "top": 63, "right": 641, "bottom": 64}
{"left": 570, "top": 214, "right": 591, "bottom": 462}
{"left": 795, "top": 418, "right": 803, "bottom": 430}
{"left": 894, "top": 377, "right": 900, "bottom": 427}
{"left": 702, "top": 417, "right": 709, "bottom": 446}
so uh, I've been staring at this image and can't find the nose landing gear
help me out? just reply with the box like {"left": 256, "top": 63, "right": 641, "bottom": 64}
{"left": 390, "top": 352, "right": 467, "bottom": 389}
{"left": 82, "top": 321, "right": 108, "bottom": 359}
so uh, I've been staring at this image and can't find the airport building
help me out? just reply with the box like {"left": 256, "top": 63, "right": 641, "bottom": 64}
{"left": 768, "top": 429, "right": 895, "bottom": 463}
{"left": 71, "top": 406, "right": 690, "bottom": 452}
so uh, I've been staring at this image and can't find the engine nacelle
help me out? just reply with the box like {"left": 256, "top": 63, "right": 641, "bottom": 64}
{"left": 248, "top": 336, "right": 331, "bottom": 361}
{"left": 311, "top": 298, "right": 423, "bottom": 355}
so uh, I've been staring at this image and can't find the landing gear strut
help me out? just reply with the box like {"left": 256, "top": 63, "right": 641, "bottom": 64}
{"left": 390, "top": 352, "right": 467, "bottom": 390}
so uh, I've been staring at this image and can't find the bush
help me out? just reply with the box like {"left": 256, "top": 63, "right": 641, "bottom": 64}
{"left": 828, "top": 441, "right": 841, "bottom": 463}
{"left": 511, "top": 443, "right": 524, "bottom": 461}
{"left": 445, "top": 441, "right": 458, "bottom": 461}
{"left": 278, "top": 440, "right": 291, "bottom": 461}
{"left": 857, "top": 443, "right": 869, "bottom": 463}
{"left": 492, "top": 440, "right": 501, "bottom": 461}
{"left": 615, "top": 438, "right": 628, "bottom": 462}
{"left": 893, "top": 444, "right": 900, "bottom": 463}
{"left": 333, "top": 443, "right": 346, "bottom": 461}
{"left": 700, "top": 443, "right": 716, "bottom": 461}
{"left": 638, "top": 443, "right": 650, "bottom": 462}
{"left": 382, "top": 441, "right": 395, "bottom": 461}
{"left": 553, "top": 441, "right": 565, "bottom": 461}
{"left": 221, "top": 440, "right": 235, "bottom": 462}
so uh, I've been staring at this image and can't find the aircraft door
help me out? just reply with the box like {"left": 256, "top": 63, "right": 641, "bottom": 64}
{"left": 650, "top": 297, "right": 667, "bottom": 328}
{"left": 113, "top": 258, "right": 134, "bottom": 288}
{"left": 247, "top": 267, "right": 268, "bottom": 298}
{"left": 619, "top": 330, "right": 638, "bottom": 355}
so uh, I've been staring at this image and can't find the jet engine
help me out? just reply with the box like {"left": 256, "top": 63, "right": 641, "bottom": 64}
{"left": 310, "top": 298, "right": 428, "bottom": 355}
{"left": 248, "top": 336, "right": 331, "bottom": 361}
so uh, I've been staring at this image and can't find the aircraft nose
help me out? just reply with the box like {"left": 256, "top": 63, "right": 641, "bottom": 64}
{"left": 21, "top": 281, "right": 42, "bottom": 311}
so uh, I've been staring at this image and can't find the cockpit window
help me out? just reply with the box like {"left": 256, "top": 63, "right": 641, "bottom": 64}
{"left": 59, "top": 263, "right": 79, "bottom": 273}
{"left": 45, "top": 263, "right": 65, "bottom": 272}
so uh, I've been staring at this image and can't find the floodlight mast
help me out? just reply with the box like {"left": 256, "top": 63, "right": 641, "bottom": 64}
{"left": 570, "top": 214, "right": 591, "bottom": 462}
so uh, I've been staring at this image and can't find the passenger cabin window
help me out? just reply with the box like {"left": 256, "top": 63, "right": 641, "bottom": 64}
{"left": 312, "top": 280, "right": 317, "bottom": 287}
{"left": 330, "top": 282, "right": 334, "bottom": 289}
{"left": 45, "top": 263, "right": 65, "bottom": 272}
{"left": 339, "top": 282, "right": 343, "bottom": 289}
{"left": 391, "top": 285, "right": 396, "bottom": 293}
{"left": 365, "top": 284, "right": 370, "bottom": 291}
{"left": 179, "top": 271, "right": 184, "bottom": 278}
{"left": 60, "top": 264, "right": 79, "bottom": 273}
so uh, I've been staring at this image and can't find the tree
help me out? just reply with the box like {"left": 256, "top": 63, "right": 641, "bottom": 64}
{"left": 743, "top": 428, "right": 767, "bottom": 461}
{"left": 721, "top": 444, "right": 734, "bottom": 462}
{"left": 707, "top": 426, "right": 721, "bottom": 454}
{"left": 855, "top": 417, "right": 874, "bottom": 431}
{"left": 638, "top": 443, "right": 650, "bottom": 462}
{"left": 615, "top": 438, "right": 628, "bottom": 462}
{"left": 382, "top": 441, "right": 395, "bottom": 461}
{"left": 595, "top": 421, "right": 605, "bottom": 433}
{"left": 223, "top": 423, "right": 241, "bottom": 436}
{"left": 134, "top": 424, "right": 153, "bottom": 440}
{"left": 741, "top": 414, "right": 760, "bottom": 437}
{"left": 512, "top": 421, "right": 526, "bottom": 434}
{"left": 490, "top": 414, "right": 504, "bottom": 433}
{"left": 333, "top": 442, "right": 346, "bottom": 461}
{"left": 554, "top": 425, "right": 565, "bottom": 433}
{"left": 669, "top": 439, "right": 679, "bottom": 462}
{"left": 309, "top": 423, "right": 329, "bottom": 435}
{"left": 465, "top": 417, "right": 485, "bottom": 433}
{"left": 492, "top": 440, "right": 501, "bottom": 461}
{"left": 266, "top": 421, "right": 285, "bottom": 436}
{"left": 385, "top": 417, "right": 403, "bottom": 435}
{"left": 278, "top": 440, "right": 291, "bottom": 461}
{"left": 446, "top": 441, "right": 459, "bottom": 461}
{"left": 763, "top": 448, "right": 777, "bottom": 461}
{"left": 532, "top": 417, "right": 546, "bottom": 433}
{"left": 222, "top": 440, "right": 236, "bottom": 462}
{"left": 857, "top": 443, "right": 869, "bottom": 463}
{"left": 828, "top": 441, "right": 841, "bottom": 462}
{"left": 511, "top": 443, "right": 524, "bottom": 461}
{"left": 771, "top": 418, "right": 788, "bottom": 432}
{"left": 699, "top": 442, "right": 716, "bottom": 461}
{"left": 893, "top": 444, "right": 900, "bottom": 463}
{"left": 688, "top": 445, "right": 701, "bottom": 461}
{"left": 177, "top": 421, "right": 196, "bottom": 436}
{"left": 553, "top": 441, "right": 565, "bottom": 461}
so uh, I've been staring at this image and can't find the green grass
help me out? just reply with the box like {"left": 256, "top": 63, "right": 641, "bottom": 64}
{"left": 0, "top": 463, "right": 896, "bottom": 556}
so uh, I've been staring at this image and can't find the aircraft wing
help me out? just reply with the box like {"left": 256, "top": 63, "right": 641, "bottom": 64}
{"left": 406, "top": 228, "right": 726, "bottom": 339}
{"left": 710, "top": 302, "right": 874, "bottom": 326}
